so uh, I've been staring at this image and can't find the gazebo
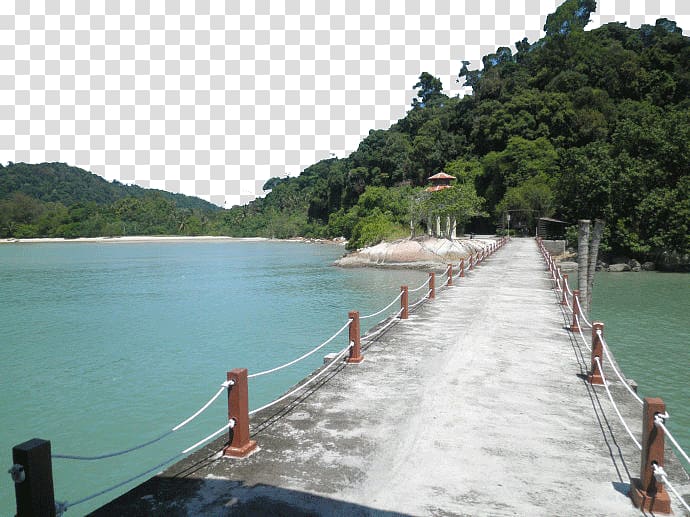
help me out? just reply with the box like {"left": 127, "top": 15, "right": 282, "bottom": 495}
{"left": 426, "top": 172, "right": 455, "bottom": 192}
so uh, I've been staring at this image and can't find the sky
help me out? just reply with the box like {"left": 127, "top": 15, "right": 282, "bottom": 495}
{"left": 1, "top": 0, "right": 689, "bottom": 207}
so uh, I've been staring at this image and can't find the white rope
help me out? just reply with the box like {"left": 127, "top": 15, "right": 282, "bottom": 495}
{"left": 597, "top": 331, "right": 643, "bottom": 405}
{"left": 408, "top": 276, "right": 431, "bottom": 293}
{"left": 181, "top": 418, "right": 235, "bottom": 454}
{"left": 360, "top": 292, "right": 403, "bottom": 320}
{"left": 362, "top": 308, "right": 405, "bottom": 342}
{"left": 574, "top": 316, "right": 592, "bottom": 352}
{"left": 594, "top": 357, "right": 642, "bottom": 451}
{"left": 574, "top": 296, "right": 593, "bottom": 328}
{"left": 655, "top": 416, "right": 690, "bottom": 466}
{"left": 409, "top": 290, "right": 430, "bottom": 309}
{"left": 653, "top": 464, "right": 690, "bottom": 513}
{"left": 53, "top": 381, "right": 234, "bottom": 460}
{"left": 453, "top": 264, "right": 464, "bottom": 279}
{"left": 64, "top": 452, "right": 183, "bottom": 509}
{"left": 249, "top": 342, "right": 352, "bottom": 416}
{"left": 248, "top": 319, "right": 352, "bottom": 378}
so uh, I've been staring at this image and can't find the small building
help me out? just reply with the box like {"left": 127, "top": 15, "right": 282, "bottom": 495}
{"left": 426, "top": 172, "right": 455, "bottom": 192}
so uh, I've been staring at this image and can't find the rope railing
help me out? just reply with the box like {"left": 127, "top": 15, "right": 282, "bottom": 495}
{"left": 652, "top": 463, "right": 690, "bottom": 513}
{"left": 362, "top": 307, "right": 405, "bottom": 342}
{"left": 596, "top": 331, "right": 643, "bottom": 405}
{"left": 52, "top": 380, "right": 235, "bottom": 461}
{"left": 248, "top": 342, "right": 353, "bottom": 416}
{"left": 409, "top": 290, "right": 431, "bottom": 310}
{"left": 655, "top": 415, "right": 690, "bottom": 466}
{"left": 573, "top": 316, "right": 592, "bottom": 352}
{"left": 574, "top": 296, "right": 592, "bottom": 328}
{"left": 408, "top": 275, "right": 431, "bottom": 293}
{"left": 360, "top": 291, "right": 404, "bottom": 320}
{"left": 247, "top": 319, "right": 352, "bottom": 379}
{"left": 593, "top": 357, "right": 642, "bottom": 451}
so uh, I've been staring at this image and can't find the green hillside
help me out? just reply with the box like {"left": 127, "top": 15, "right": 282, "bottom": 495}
{"left": 221, "top": 0, "right": 690, "bottom": 259}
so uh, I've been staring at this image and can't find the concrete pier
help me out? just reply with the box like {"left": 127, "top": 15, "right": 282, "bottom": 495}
{"left": 92, "top": 239, "right": 689, "bottom": 516}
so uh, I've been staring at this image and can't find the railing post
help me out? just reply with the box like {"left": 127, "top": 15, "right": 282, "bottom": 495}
{"left": 570, "top": 289, "right": 581, "bottom": 332}
{"left": 447, "top": 264, "right": 453, "bottom": 286}
{"left": 631, "top": 397, "right": 671, "bottom": 513}
{"left": 428, "top": 272, "right": 435, "bottom": 300}
{"left": 400, "top": 286, "right": 408, "bottom": 320}
{"left": 560, "top": 273, "right": 568, "bottom": 306}
{"left": 469, "top": 253, "right": 475, "bottom": 271}
{"left": 459, "top": 258, "right": 465, "bottom": 277}
{"left": 588, "top": 322, "right": 604, "bottom": 385}
{"left": 224, "top": 368, "right": 257, "bottom": 458}
{"left": 347, "top": 310, "right": 363, "bottom": 363}
{"left": 11, "top": 438, "right": 56, "bottom": 517}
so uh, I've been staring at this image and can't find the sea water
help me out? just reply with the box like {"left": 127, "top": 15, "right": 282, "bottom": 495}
{"left": 0, "top": 240, "right": 429, "bottom": 515}
{"left": 0, "top": 242, "right": 687, "bottom": 514}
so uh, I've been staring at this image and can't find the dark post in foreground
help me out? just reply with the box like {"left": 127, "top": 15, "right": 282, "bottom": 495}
{"left": 11, "top": 438, "right": 56, "bottom": 517}
{"left": 631, "top": 397, "right": 671, "bottom": 514}
{"left": 588, "top": 322, "right": 604, "bottom": 385}
{"left": 224, "top": 368, "right": 257, "bottom": 458}
{"left": 400, "top": 285, "right": 409, "bottom": 320}
{"left": 569, "top": 289, "right": 581, "bottom": 332}
{"left": 347, "top": 310, "right": 363, "bottom": 363}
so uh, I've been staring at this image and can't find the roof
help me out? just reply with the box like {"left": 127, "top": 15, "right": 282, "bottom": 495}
{"left": 538, "top": 217, "right": 570, "bottom": 225}
{"left": 428, "top": 172, "right": 455, "bottom": 181}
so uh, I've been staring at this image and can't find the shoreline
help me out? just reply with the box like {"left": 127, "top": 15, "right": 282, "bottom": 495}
{"left": 0, "top": 236, "right": 347, "bottom": 245}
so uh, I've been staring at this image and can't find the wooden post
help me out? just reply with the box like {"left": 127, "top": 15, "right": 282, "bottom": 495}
{"left": 588, "top": 322, "right": 604, "bottom": 385}
{"left": 469, "top": 254, "right": 475, "bottom": 270}
{"left": 428, "top": 272, "right": 435, "bottom": 300}
{"left": 560, "top": 273, "right": 568, "bottom": 306}
{"left": 400, "top": 285, "right": 408, "bottom": 319}
{"left": 631, "top": 398, "right": 671, "bottom": 513}
{"left": 570, "top": 289, "right": 581, "bottom": 332}
{"left": 459, "top": 258, "right": 465, "bottom": 277}
{"left": 224, "top": 368, "right": 257, "bottom": 458}
{"left": 12, "top": 438, "right": 56, "bottom": 517}
{"left": 347, "top": 310, "right": 363, "bottom": 363}
{"left": 447, "top": 264, "right": 453, "bottom": 286}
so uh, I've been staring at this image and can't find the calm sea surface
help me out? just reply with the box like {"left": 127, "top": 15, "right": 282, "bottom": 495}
{"left": 0, "top": 241, "right": 687, "bottom": 514}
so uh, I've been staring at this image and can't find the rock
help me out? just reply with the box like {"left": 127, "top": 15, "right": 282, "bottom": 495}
{"left": 628, "top": 259, "right": 641, "bottom": 272}
{"left": 641, "top": 261, "right": 655, "bottom": 271}
{"left": 596, "top": 260, "right": 608, "bottom": 271}
{"left": 608, "top": 263, "right": 631, "bottom": 272}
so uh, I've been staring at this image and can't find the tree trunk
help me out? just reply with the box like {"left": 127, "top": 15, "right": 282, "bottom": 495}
{"left": 586, "top": 219, "right": 605, "bottom": 315}
{"left": 577, "top": 220, "right": 591, "bottom": 315}
{"left": 451, "top": 217, "right": 457, "bottom": 239}
{"left": 435, "top": 216, "right": 441, "bottom": 238}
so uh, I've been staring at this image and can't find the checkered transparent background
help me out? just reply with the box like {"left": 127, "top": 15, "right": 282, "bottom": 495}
{"left": 1, "top": 1, "right": 689, "bottom": 206}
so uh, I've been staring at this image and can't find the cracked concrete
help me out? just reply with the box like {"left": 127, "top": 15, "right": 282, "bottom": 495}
{"left": 91, "top": 238, "right": 689, "bottom": 516}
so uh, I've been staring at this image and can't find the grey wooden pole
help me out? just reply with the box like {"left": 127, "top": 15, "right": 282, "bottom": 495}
{"left": 11, "top": 438, "right": 56, "bottom": 517}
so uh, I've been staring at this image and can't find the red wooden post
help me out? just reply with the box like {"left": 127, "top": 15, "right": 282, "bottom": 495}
{"left": 400, "top": 285, "right": 409, "bottom": 320}
{"left": 347, "top": 310, "right": 363, "bottom": 363}
{"left": 631, "top": 398, "right": 671, "bottom": 513}
{"left": 11, "top": 438, "right": 56, "bottom": 517}
{"left": 469, "top": 253, "right": 475, "bottom": 270}
{"left": 428, "top": 272, "right": 435, "bottom": 300}
{"left": 224, "top": 368, "right": 257, "bottom": 458}
{"left": 560, "top": 273, "right": 569, "bottom": 306}
{"left": 588, "top": 322, "right": 604, "bottom": 385}
{"left": 459, "top": 258, "right": 465, "bottom": 277}
{"left": 570, "top": 289, "right": 581, "bottom": 332}
{"left": 447, "top": 264, "right": 453, "bottom": 286}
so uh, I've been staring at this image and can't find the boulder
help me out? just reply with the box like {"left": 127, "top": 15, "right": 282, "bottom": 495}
{"left": 558, "top": 261, "right": 578, "bottom": 272}
{"left": 628, "top": 259, "right": 641, "bottom": 272}
{"left": 608, "top": 263, "right": 631, "bottom": 272}
{"left": 641, "top": 261, "right": 655, "bottom": 271}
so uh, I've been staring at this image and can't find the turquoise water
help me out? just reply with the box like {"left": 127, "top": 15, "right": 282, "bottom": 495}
{"left": 589, "top": 271, "right": 689, "bottom": 471}
{"left": 0, "top": 243, "right": 687, "bottom": 515}
{"left": 0, "top": 241, "right": 429, "bottom": 515}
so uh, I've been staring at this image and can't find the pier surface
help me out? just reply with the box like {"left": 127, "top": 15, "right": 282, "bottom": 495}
{"left": 93, "top": 238, "right": 689, "bottom": 516}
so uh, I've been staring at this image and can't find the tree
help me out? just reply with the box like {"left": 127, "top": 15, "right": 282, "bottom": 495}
{"left": 412, "top": 72, "right": 445, "bottom": 108}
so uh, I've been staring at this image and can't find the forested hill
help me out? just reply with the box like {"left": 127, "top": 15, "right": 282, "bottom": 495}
{"left": 0, "top": 162, "right": 221, "bottom": 238}
{"left": 0, "top": 162, "right": 219, "bottom": 211}
{"left": 224, "top": 0, "right": 690, "bottom": 258}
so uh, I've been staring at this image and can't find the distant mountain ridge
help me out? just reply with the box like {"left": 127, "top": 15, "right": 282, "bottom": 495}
{"left": 0, "top": 162, "right": 220, "bottom": 212}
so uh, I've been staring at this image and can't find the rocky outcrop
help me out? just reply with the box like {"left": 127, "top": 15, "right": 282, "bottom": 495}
{"left": 608, "top": 263, "right": 631, "bottom": 272}
{"left": 335, "top": 236, "right": 496, "bottom": 268}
